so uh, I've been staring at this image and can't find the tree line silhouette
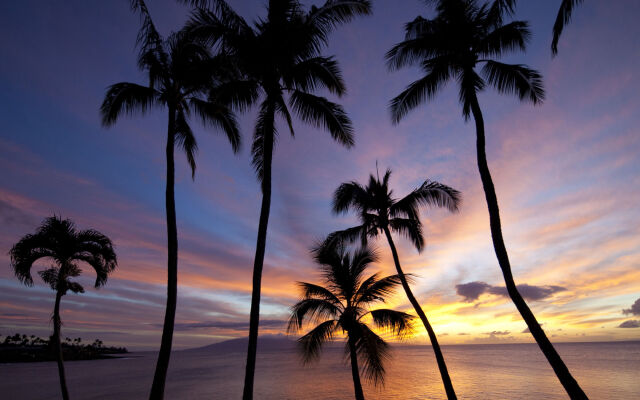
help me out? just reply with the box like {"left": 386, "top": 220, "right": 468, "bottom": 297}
{"left": 8, "top": 0, "right": 588, "bottom": 399}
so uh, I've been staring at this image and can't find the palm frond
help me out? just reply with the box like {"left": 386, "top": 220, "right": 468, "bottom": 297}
{"left": 174, "top": 109, "right": 198, "bottom": 179}
{"left": 552, "top": 0, "right": 584, "bottom": 56}
{"left": 189, "top": 97, "right": 241, "bottom": 152}
{"left": 130, "top": 0, "right": 166, "bottom": 63}
{"left": 288, "top": 298, "right": 341, "bottom": 332}
{"left": 274, "top": 95, "right": 295, "bottom": 137}
{"left": 297, "top": 320, "right": 337, "bottom": 364}
{"left": 332, "top": 181, "right": 368, "bottom": 214}
{"left": 307, "top": 0, "right": 372, "bottom": 43}
{"left": 369, "top": 309, "right": 414, "bottom": 338}
{"left": 458, "top": 69, "right": 485, "bottom": 119}
{"left": 392, "top": 180, "right": 461, "bottom": 219}
{"left": 100, "top": 83, "right": 159, "bottom": 127}
{"left": 38, "top": 267, "right": 59, "bottom": 290}
{"left": 290, "top": 91, "right": 354, "bottom": 147}
{"left": 481, "top": 61, "right": 544, "bottom": 104}
{"left": 66, "top": 281, "right": 85, "bottom": 294}
{"left": 251, "top": 100, "right": 276, "bottom": 184}
{"left": 286, "top": 56, "right": 345, "bottom": 96}
{"left": 486, "top": 0, "right": 517, "bottom": 26}
{"left": 354, "top": 323, "right": 389, "bottom": 386}
{"left": 389, "top": 218, "right": 424, "bottom": 251}
{"left": 74, "top": 229, "right": 117, "bottom": 288}
{"left": 390, "top": 62, "right": 450, "bottom": 124}
{"left": 478, "top": 21, "right": 530, "bottom": 58}
{"left": 9, "top": 235, "right": 56, "bottom": 286}
{"left": 355, "top": 274, "right": 404, "bottom": 306}
{"left": 297, "top": 282, "right": 343, "bottom": 307}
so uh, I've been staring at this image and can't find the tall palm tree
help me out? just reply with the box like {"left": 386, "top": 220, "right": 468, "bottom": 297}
{"left": 552, "top": 0, "right": 584, "bottom": 55}
{"left": 326, "top": 168, "right": 460, "bottom": 399}
{"left": 101, "top": 2, "right": 241, "bottom": 398}
{"left": 182, "top": 1, "right": 371, "bottom": 398}
{"left": 288, "top": 243, "right": 413, "bottom": 400}
{"left": 387, "top": 1, "right": 587, "bottom": 398}
{"left": 9, "top": 216, "right": 117, "bottom": 400}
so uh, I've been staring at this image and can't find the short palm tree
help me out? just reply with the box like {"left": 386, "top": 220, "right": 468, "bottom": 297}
{"left": 552, "top": 0, "right": 584, "bottom": 55}
{"left": 101, "top": 2, "right": 242, "bottom": 398}
{"left": 182, "top": 1, "right": 371, "bottom": 398}
{"left": 9, "top": 216, "right": 117, "bottom": 400}
{"left": 326, "top": 168, "right": 460, "bottom": 399}
{"left": 288, "top": 243, "right": 413, "bottom": 400}
{"left": 387, "top": 1, "right": 587, "bottom": 398}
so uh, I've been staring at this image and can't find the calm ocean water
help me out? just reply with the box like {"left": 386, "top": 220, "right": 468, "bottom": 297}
{"left": 1, "top": 341, "right": 638, "bottom": 399}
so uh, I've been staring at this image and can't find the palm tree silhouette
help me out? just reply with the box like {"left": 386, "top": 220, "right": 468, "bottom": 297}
{"left": 9, "top": 216, "right": 117, "bottom": 400}
{"left": 387, "top": 1, "right": 587, "bottom": 398}
{"left": 101, "top": 2, "right": 242, "bottom": 398}
{"left": 552, "top": 0, "right": 584, "bottom": 55}
{"left": 325, "top": 168, "right": 460, "bottom": 399}
{"left": 182, "top": 1, "right": 371, "bottom": 398}
{"left": 288, "top": 242, "right": 413, "bottom": 400}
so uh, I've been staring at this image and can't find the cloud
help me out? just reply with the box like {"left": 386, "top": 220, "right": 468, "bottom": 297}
{"left": 455, "top": 281, "right": 566, "bottom": 302}
{"left": 170, "top": 319, "right": 286, "bottom": 332}
{"left": 457, "top": 332, "right": 469, "bottom": 336}
{"left": 622, "top": 298, "right": 640, "bottom": 316}
{"left": 485, "top": 330, "right": 510, "bottom": 337}
{"left": 455, "top": 282, "right": 492, "bottom": 302}
{"left": 618, "top": 320, "right": 640, "bottom": 328}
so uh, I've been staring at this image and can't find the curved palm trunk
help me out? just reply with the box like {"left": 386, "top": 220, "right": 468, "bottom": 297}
{"left": 469, "top": 93, "right": 588, "bottom": 400}
{"left": 348, "top": 335, "right": 365, "bottom": 400}
{"left": 150, "top": 107, "right": 179, "bottom": 400}
{"left": 383, "top": 227, "right": 457, "bottom": 400}
{"left": 243, "top": 103, "right": 276, "bottom": 400}
{"left": 53, "top": 290, "right": 70, "bottom": 400}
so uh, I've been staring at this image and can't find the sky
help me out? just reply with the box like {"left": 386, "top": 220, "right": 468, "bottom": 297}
{"left": 0, "top": 0, "right": 639, "bottom": 350}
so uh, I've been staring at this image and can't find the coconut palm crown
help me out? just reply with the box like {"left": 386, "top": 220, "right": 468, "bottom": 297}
{"left": 288, "top": 243, "right": 413, "bottom": 400}
{"left": 10, "top": 216, "right": 117, "bottom": 294}
{"left": 9, "top": 215, "right": 117, "bottom": 400}
{"left": 327, "top": 168, "right": 460, "bottom": 250}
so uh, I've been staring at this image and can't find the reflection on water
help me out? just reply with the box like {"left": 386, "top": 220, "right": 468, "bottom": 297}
{"left": 1, "top": 342, "right": 638, "bottom": 399}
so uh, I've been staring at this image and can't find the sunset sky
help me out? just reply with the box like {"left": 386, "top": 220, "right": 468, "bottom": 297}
{"left": 1, "top": 0, "right": 639, "bottom": 350}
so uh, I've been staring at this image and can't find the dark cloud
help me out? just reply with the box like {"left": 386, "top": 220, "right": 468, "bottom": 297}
{"left": 622, "top": 298, "right": 640, "bottom": 316}
{"left": 457, "top": 332, "right": 469, "bottom": 336}
{"left": 455, "top": 282, "right": 491, "bottom": 302}
{"left": 456, "top": 281, "right": 566, "bottom": 302}
{"left": 485, "top": 331, "right": 510, "bottom": 337}
{"left": 618, "top": 320, "right": 640, "bottom": 328}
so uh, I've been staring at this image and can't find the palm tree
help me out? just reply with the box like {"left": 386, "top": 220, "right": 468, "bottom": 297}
{"left": 386, "top": 1, "right": 588, "bottom": 398}
{"left": 326, "top": 168, "right": 460, "bottom": 399}
{"left": 9, "top": 216, "right": 117, "bottom": 400}
{"left": 552, "top": 0, "right": 584, "bottom": 55}
{"left": 288, "top": 243, "right": 413, "bottom": 400}
{"left": 101, "top": 2, "right": 242, "bottom": 399}
{"left": 182, "top": 1, "right": 371, "bottom": 398}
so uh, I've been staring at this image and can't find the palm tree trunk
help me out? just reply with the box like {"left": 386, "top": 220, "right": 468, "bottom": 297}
{"left": 348, "top": 335, "right": 365, "bottom": 400}
{"left": 469, "top": 93, "right": 588, "bottom": 400}
{"left": 383, "top": 227, "right": 457, "bottom": 400}
{"left": 243, "top": 103, "right": 276, "bottom": 400}
{"left": 53, "top": 290, "right": 70, "bottom": 400}
{"left": 150, "top": 107, "right": 179, "bottom": 400}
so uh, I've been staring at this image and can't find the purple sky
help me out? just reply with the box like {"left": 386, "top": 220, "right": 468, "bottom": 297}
{"left": 1, "top": 0, "right": 639, "bottom": 349}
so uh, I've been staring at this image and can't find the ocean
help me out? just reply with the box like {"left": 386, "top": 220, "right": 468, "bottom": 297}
{"left": 1, "top": 341, "right": 639, "bottom": 399}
